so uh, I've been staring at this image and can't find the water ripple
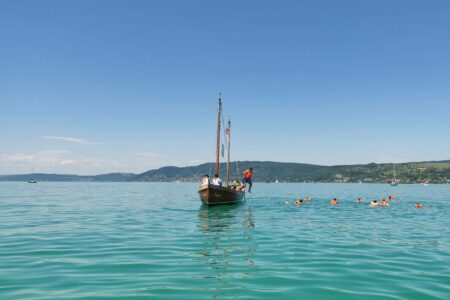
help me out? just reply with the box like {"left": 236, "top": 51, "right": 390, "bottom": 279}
{"left": 1, "top": 182, "right": 449, "bottom": 299}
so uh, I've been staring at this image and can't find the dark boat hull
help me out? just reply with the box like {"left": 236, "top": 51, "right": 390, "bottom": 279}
{"left": 198, "top": 184, "right": 245, "bottom": 205}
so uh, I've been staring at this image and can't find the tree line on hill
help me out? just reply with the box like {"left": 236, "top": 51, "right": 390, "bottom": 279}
{"left": 1, "top": 160, "right": 450, "bottom": 183}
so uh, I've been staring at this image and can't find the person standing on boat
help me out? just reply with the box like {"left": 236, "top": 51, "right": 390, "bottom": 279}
{"left": 242, "top": 168, "right": 254, "bottom": 193}
{"left": 202, "top": 174, "right": 210, "bottom": 185}
{"left": 211, "top": 174, "right": 222, "bottom": 186}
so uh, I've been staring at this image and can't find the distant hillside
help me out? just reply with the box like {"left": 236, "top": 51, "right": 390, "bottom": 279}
{"left": 91, "top": 173, "right": 136, "bottom": 181}
{"left": 0, "top": 173, "right": 134, "bottom": 182}
{"left": 133, "top": 161, "right": 324, "bottom": 182}
{"left": 1, "top": 160, "right": 450, "bottom": 183}
{"left": 134, "top": 160, "right": 450, "bottom": 183}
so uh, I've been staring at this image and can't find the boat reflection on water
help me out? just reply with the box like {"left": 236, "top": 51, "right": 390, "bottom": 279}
{"left": 197, "top": 203, "right": 256, "bottom": 289}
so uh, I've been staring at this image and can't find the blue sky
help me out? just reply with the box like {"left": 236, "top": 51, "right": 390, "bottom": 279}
{"left": 1, "top": 0, "right": 450, "bottom": 175}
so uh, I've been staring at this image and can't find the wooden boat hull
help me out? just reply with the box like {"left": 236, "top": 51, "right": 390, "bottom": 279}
{"left": 198, "top": 184, "right": 245, "bottom": 205}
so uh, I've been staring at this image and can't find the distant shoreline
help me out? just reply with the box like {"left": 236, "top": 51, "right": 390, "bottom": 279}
{"left": 1, "top": 160, "right": 450, "bottom": 184}
{"left": 0, "top": 181, "right": 449, "bottom": 185}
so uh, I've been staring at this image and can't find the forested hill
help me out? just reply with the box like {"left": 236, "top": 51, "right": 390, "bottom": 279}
{"left": 134, "top": 160, "right": 450, "bottom": 183}
{"left": 1, "top": 160, "right": 450, "bottom": 183}
{"left": 0, "top": 173, "right": 135, "bottom": 182}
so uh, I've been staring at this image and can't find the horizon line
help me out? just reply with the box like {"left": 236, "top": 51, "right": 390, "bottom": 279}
{"left": 1, "top": 159, "right": 449, "bottom": 177}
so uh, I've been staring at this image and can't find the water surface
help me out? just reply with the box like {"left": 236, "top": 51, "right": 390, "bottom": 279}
{"left": 1, "top": 182, "right": 449, "bottom": 299}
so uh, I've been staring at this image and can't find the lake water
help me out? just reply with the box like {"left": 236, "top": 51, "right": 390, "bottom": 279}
{"left": 1, "top": 182, "right": 449, "bottom": 299}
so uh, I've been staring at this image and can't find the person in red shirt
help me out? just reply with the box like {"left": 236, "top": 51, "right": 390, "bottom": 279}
{"left": 242, "top": 167, "right": 254, "bottom": 193}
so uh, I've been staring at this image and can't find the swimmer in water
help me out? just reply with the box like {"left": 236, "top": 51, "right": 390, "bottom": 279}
{"left": 330, "top": 198, "right": 339, "bottom": 205}
{"left": 305, "top": 197, "right": 312, "bottom": 202}
{"left": 370, "top": 200, "right": 379, "bottom": 207}
{"left": 388, "top": 195, "right": 396, "bottom": 201}
{"left": 380, "top": 199, "right": 389, "bottom": 206}
{"left": 356, "top": 198, "right": 364, "bottom": 203}
{"left": 295, "top": 199, "right": 303, "bottom": 205}
{"left": 415, "top": 202, "right": 424, "bottom": 208}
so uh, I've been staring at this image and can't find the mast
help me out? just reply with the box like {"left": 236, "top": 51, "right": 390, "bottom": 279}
{"left": 226, "top": 119, "right": 231, "bottom": 186}
{"left": 215, "top": 94, "right": 222, "bottom": 177}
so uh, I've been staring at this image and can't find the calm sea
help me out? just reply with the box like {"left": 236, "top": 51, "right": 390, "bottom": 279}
{"left": 1, "top": 182, "right": 449, "bottom": 299}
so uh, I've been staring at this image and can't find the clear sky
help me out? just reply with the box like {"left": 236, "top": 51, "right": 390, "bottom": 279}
{"left": 1, "top": 0, "right": 450, "bottom": 175}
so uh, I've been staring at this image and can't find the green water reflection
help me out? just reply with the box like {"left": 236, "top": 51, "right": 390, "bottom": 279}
{"left": 197, "top": 204, "right": 256, "bottom": 291}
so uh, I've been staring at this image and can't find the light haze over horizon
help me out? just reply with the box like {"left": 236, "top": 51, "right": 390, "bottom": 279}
{"left": 1, "top": 0, "right": 450, "bottom": 175}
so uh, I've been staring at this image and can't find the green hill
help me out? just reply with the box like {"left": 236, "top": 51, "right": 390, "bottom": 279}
{"left": 1, "top": 160, "right": 450, "bottom": 183}
{"left": 0, "top": 173, "right": 135, "bottom": 182}
{"left": 133, "top": 160, "right": 450, "bottom": 183}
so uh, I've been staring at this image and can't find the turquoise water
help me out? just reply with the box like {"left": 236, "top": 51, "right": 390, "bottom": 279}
{"left": 1, "top": 182, "right": 449, "bottom": 299}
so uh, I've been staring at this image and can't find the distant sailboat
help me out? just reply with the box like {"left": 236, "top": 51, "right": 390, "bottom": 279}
{"left": 417, "top": 167, "right": 428, "bottom": 186}
{"left": 390, "top": 164, "right": 398, "bottom": 186}
{"left": 275, "top": 179, "right": 279, "bottom": 184}
{"left": 28, "top": 168, "right": 37, "bottom": 183}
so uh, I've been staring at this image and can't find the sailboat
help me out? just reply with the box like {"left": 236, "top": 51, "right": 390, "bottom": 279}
{"left": 390, "top": 164, "right": 398, "bottom": 186}
{"left": 417, "top": 167, "right": 429, "bottom": 186}
{"left": 28, "top": 168, "right": 37, "bottom": 183}
{"left": 198, "top": 95, "right": 245, "bottom": 205}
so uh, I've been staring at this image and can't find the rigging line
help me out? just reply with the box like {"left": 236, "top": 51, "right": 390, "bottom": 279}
{"left": 218, "top": 96, "right": 236, "bottom": 180}
{"left": 208, "top": 161, "right": 213, "bottom": 178}
{"left": 212, "top": 94, "right": 221, "bottom": 176}
{"left": 230, "top": 161, "right": 240, "bottom": 180}
{"left": 221, "top": 111, "right": 239, "bottom": 178}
